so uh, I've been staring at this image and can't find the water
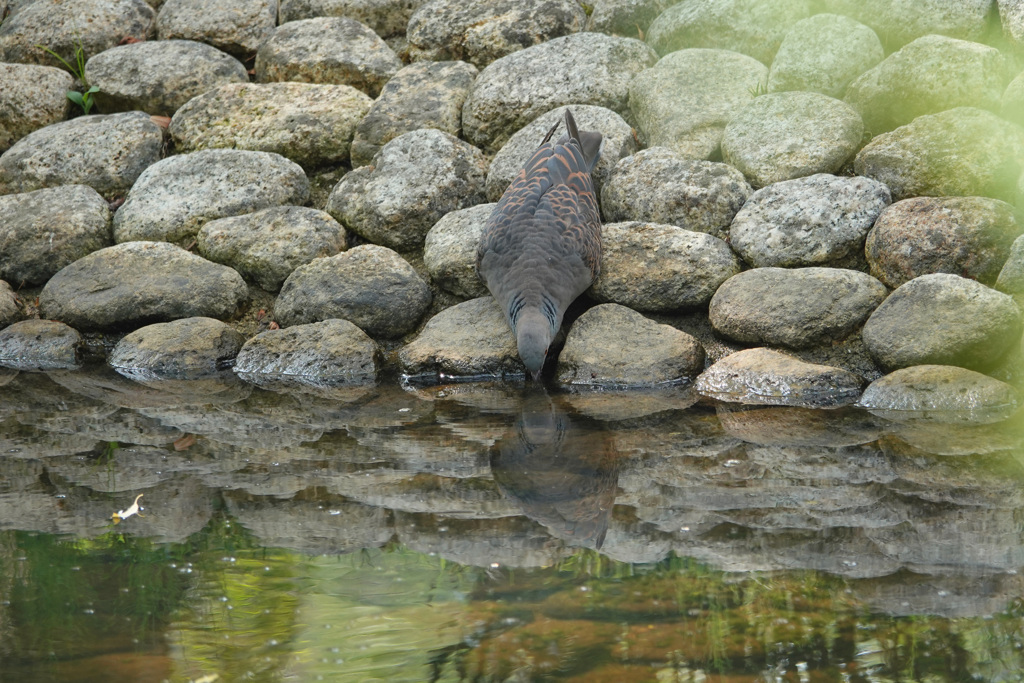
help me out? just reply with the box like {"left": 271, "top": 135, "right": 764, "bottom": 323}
{"left": 1, "top": 365, "right": 1023, "bottom": 682}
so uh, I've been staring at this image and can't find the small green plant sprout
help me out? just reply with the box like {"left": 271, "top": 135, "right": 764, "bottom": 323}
{"left": 35, "top": 38, "right": 100, "bottom": 115}
{"left": 748, "top": 80, "right": 770, "bottom": 98}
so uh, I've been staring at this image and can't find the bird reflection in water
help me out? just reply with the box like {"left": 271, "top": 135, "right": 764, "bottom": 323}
{"left": 489, "top": 389, "right": 620, "bottom": 550}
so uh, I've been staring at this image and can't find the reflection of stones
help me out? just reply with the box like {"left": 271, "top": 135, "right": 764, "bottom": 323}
{"left": 46, "top": 446, "right": 199, "bottom": 492}
{"left": 850, "top": 572, "right": 1024, "bottom": 618}
{"left": 103, "top": 477, "right": 215, "bottom": 544}
{"left": 716, "top": 404, "right": 883, "bottom": 447}
{"left": 598, "top": 508, "right": 673, "bottom": 564}
{"left": 610, "top": 407, "right": 741, "bottom": 459}
{"left": 48, "top": 364, "right": 251, "bottom": 410}
{"left": 0, "top": 419, "right": 101, "bottom": 459}
{"left": 490, "top": 391, "right": 620, "bottom": 549}
{"left": 0, "top": 319, "right": 82, "bottom": 371}
{"left": 888, "top": 419, "right": 1023, "bottom": 457}
{"left": 886, "top": 450, "right": 1024, "bottom": 509}
{"left": 0, "top": 371, "right": 116, "bottom": 423}
{"left": 225, "top": 492, "right": 392, "bottom": 555}
{"left": 558, "top": 386, "right": 699, "bottom": 422}
{"left": 19, "top": 406, "right": 183, "bottom": 447}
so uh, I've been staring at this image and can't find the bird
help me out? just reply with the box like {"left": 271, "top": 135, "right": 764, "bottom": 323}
{"left": 476, "top": 109, "right": 603, "bottom": 380}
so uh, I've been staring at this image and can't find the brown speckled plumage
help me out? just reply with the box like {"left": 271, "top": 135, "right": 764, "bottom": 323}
{"left": 477, "top": 110, "right": 602, "bottom": 379}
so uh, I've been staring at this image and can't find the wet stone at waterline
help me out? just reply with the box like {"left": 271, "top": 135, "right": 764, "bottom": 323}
{"left": 0, "top": 319, "right": 81, "bottom": 371}
{"left": 108, "top": 317, "right": 246, "bottom": 378}
{"left": 234, "top": 318, "right": 380, "bottom": 383}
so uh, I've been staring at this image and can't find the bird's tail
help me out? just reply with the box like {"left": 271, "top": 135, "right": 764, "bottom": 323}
{"left": 540, "top": 109, "right": 603, "bottom": 172}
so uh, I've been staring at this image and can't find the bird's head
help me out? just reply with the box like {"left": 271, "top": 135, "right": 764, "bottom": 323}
{"left": 516, "top": 312, "right": 552, "bottom": 381}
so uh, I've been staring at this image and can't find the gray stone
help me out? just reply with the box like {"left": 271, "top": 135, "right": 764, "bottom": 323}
{"left": 721, "top": 92, "right": 863, "bottom": 188}
{"left": 326, "top": 129, "right": 487, "bottom": 252}
{"left": 407, "top": 0, "right": 585, "bottom": 68}
{"left": 0, "top": 112, "right": 164, "bottom": 199}
{"left": 39, "top": 241, "right": 248, "bottom": 331}
{"left": 589, "top": 221, "right": 741, "bottom": 311}
{"left": 351, "top": 60, "right": 478, "bottom": 168}
{"left": 695, "top": 347, "right": 865, "bottom": 407}
{"left": 586, "top": 0, "right": 682, "bottom": 38}
{"left": 557, "top": 303, "right": 705, "bottom": 386}
{"left": 859, "top": 365, "right": 1021, "bottom": 424}
{"left": 113, "top": 149, "right": 309, "bottom": 244}
{"left": 278, "top": 0, "right": 427, "bottom": 38}
{"left": 862, "top": 273, "right": 1023, "bottom": 372}
{"left": 628, "top": 48, "right": 767, "bottom": 159}
{"left": 767, "top": 14, "right": 883, "bottom": 99}
{"left": 0, "top": 0, "right": 154, "bottom": 67}
{"left": 0, "top": 185, "right": 112, "bottom": 287}
{"left": 0, "top": 319, "right": 81, "bottom": 371}
{"left": 275, "top": 245, "right": 431, "bottom": 338}
{"left": 197, "top": 206, "right": 348, "bottom": 292}
{"left": 645, "top": 0, "right": 811, "bottom": 64}
{"left": 1001, "top": 0, "right": 1024, "bottom": 51}
{"left": 234, "top": 318, "right": 379, "bottom": 382}
{"left": 716, "top": 404, "right": 883, "bottom": 448}
{"left": 85, "top": 40, "right": 249, "bottom": 117}
{"left": 255, "top": 17, "right": 402, "bottom": 98}
{"left": 844, "top": 35, "right": 1010, "bottom": 134}
{"left": 397, "top": 296, "right": 521, "bottom": 379}
{"left": 0, "top": 280, "right": 17, "bottom": 328}
{"left": 422, "top": 203, "right": 492, "bottom": 299}
{"left": 463, "top": 32, "right": 657, "bottom": 153}
{"left": 486, "top": 105, "right": 637, "bottom": 202}
{"left": 854, "top": 107, "right": 1024, "bottom": 204}
{"left": 729, "top": 174, "right": 892, "bottom": 269}
{"left": 156, "top": 0, "right": 276, "bottom": 57}
{"left": 600, "top": 148, "right": 750, "bottom": 239}
{"left": 866, "top": 197, "right": 1024, "bottom": 289}
{"left": 170, "top": 82, "right": 372, "bottom": 169}
{"left": 109, "top": 317, "right": 245, "bottom": 377}
{"left": 997, "top": 234, "right": 1024, "bottom": 300}
{"left": 822, "top": 0, "right": 993, "bottom": 48}
{"left": 0, "top": 63, "right": 71, "bottom": 153}
{"left": 1002, "top": 69, "right": 1024, "bottom": 129}
{"left": 709, "top": 268, "right": 889, "bottom": 349}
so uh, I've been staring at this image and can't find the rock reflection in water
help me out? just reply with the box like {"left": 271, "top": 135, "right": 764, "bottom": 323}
{"left": 489, "top": 389, "right": 619, "bottom": 549}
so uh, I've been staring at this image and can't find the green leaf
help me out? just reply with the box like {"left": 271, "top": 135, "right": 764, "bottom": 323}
{"left": 66, "top": 91, "right": 85, "bottom": 107}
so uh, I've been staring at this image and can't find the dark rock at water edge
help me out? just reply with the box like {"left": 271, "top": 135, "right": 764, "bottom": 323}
{"left": 0, "top": 319, "right": 82, "bottom": 371}
{"left": 109, "top": 317, "right": 246, "bottom": 378}
{"left": 234, "top": 318, "right": 379, "bottom": 383}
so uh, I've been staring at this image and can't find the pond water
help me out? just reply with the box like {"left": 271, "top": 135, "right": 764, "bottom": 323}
{"left": 1, "top": 365, "right": 1023, "bottom": 682}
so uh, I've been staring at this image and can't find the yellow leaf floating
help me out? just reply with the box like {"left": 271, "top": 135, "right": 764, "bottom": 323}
{"left": 112, "top": 493, "right": 144, "bottom": 524}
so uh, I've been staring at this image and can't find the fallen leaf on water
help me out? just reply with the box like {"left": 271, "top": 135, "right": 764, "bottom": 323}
{"left": 112, "top": 493, "right": 143, "bottom": 524}
{"left": 174, "top": 434, "right": 196, "bottom": 451}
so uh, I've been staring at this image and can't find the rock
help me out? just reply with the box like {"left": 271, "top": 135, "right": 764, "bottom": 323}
{"left": 1001, "top": 0, "right": 1024, "bottom": 51}
{"left": 822, "top": 0, "right": 993, "bottom": 48}
{"left": 767, "top": 14, "right": 883, "bottom": 99}
{"left": 350, "top": 60, "right": 478, "bottom": 168}
{"left": 716, "top": 404, "right": 883, "bottom": 447}
{"left": 0, "top": 112, "right": 164, "bottom": 199}
{"left": 645, "top": 0, "right": 811, "bottom": 64}
{"left": 586, "top": 0, "right": 681, "bottom": 38}
{"left": 170, "top": 82, "right": 373, "bottom": 168}
{"left": 275, "top": 245, "right": 431, "bottom": 337}
{"left": 721, "top": 92, "right": 863, "bottom": 188}
{"left": 695, "top": 347, "right": 865, "bottom": 407}
{"left": 997, "top": 234, "right": 1024, "bottom": 300}
{"left": 844, "top": 35, "right": 1010, "bottom": 134}
{"left": 155, "top": 0, "right": 276, "bottom": 57}
{"left": 196, "top": 206, "right": 348, "bottom": 292}
{"left": 0, "top": 0, "right": 154, "bottom": 67}
{"left": 0, "top": 185, "right": 112, "bottom": 287}
{"left": 397, "top": 296, "right": 521, "bottom": 379}
{"left": 1004, "top": 70, "right": 1024, "bottom": 128}
{"left": 709, "top": 268, "right": 889, "bottom": 349}
{"left": 234, "top": 319, "right": 379, "bottom": 382}
{"left": 108, "top": 317, "right": 245, "bottom": 377}
{"left": 556, "top": 303, "right": 705, "bottom": 386}
{"left": 862, "top": 273, "right": 1023, "bottom": 372}
{"left": 853, "top": 107, "right": 1024, "bottom": 204}
{"left": 600, "top": 148, "right": 751, "bottom": 239}
{"left": 729, "top": 174, "right": 892, "bottom": 268}
{"left": 39, "top": 241, "right": 248, "bottom": 331}
{"left": 589, "top": 222, "right": 741, "bottom": 311}
{"left": 422, "top": 203, "right": 492, "bottom": 299}
{"left": 859, "top": 365, "right": 1021, "bottom": 424}
{"left": 0, "top": 280, "right": 17, "bottom": 328}
{"left": 254, "top": 17, "right": 402, "bottom": 98}
{"left": 485, "top": 105, "right": 637, "bottom": 202}
{"left": 629, "top": 48, "right": 767, "bottom": 159}
{"left": 113, "top": 149, "right": 309, "bottom": 244}
{"left": 278, "top": 0, "right": 426, "bottom": 38}
{"left": 0, "top": 63, "right": 72, "bottom": 152}
{"left": 0, "top": 319, "right": 81, "bottom": 371}
{"left": 85, "top": 40, "right": 248, "bottom": 117}
{"left": 326, "top": 129, "right": 487, "bottom": 252}
{"left": 407, "top": 0, "right": 585, "bottom": 68}
{"left": 865, "top": 197, "right": 1024, "bottom": 289}
{"left": 463, "top": 32, "right": 657, "bottom": 153}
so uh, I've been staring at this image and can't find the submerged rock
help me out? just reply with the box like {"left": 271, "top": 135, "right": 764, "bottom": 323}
{"left": 422, "top": 203, "right": 493, "bottom": 300}
{"left": 557, "top": 303, "right": 705, "bottom": 386}
{"left": 716, "top": 404, "right": 883, "bottom": 448}
{"left": 0, "top": 63, "right": 72, "bottom": 152}
{"left": 234, "top": 319, "right": 380, "bottom": 382}
{"left": 0, "top": 319, "right": 81, "bottom": 371}
{"left": 39, "top": 242, "right": 249, "bottom": 331}
{"left": 695, "top": 347, "right": 865, "bottom": 407}
{"left": 156, "top": 0, "right": 277, "bottom": 57}
{"left": 859, "top": 365, "right": 1020, "bottom": 424}
{"left": 600, "top": 148, "right": 751, "bottom": 239}
{"left": 0, "top": 185, "right": 112, "bottom": 287}
{"left": 709, "top": 268, "right": 888, "bottom": 349}
{"left": 109, "top": 317, "right": 246, "bottom": 377}
{"left": 862, "top": 273, "right": 1023, "bottom": 372}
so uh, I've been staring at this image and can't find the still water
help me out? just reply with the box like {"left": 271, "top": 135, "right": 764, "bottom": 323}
{"left": 1, "top": 365, "right": 1023, "bottom": 682}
